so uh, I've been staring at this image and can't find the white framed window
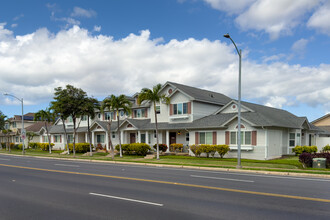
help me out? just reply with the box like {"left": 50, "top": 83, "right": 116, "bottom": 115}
{"left": 230, "top": 131, "right": 252, "bottom": 145}
{"left": 96, "top": 134, "right": 105, "bottom": 143}
{"left": 199, "top": 132, "right": 213, "bottom": 145}
{"left": 67, "top": 134, "right": 73, "bottom": 143}
{"left": 296, "top": 133, "right": 301, "bottom": 146}
{"left": 156, "top": 106, "right": 160, "bottom": 114}
{"left": 54, "top": 135, "right": 61, "bottom": 143}
{"left": 44, "top": 136, "right": 49, "bottom": 143}
{"left": 13, "top": 122, "right": 17, "bottom": 128}
{"left": 68, "top": 116, "right": 73, "bottom": 122}
{"left": 112, "top": 132, "right": 115, "bottom": 138}
{"left": 134, "top": 109, "right": 146, "bottom": 118}
{"left": 289, "top": 133, "right": 295, "bottom": 147}
{"left": 81, "top": 115, "right": 87, "bottom": 121}
{"left": 173, "top": 103, "right": 188, "bottom": 115}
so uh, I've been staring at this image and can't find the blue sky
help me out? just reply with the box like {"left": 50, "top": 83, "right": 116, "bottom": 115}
{"left": 0, "top": 0, "right": 329, "bottom": 121}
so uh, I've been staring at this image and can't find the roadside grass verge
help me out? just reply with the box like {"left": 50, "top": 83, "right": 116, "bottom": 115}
{"left": 1, "top": 149, "right": 329, "bottom": 174}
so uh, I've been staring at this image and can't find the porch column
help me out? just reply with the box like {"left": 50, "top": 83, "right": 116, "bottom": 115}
{"left": 137, "top": 131, "right": 141, "bottom": 143}
{"left": 146, "top": 131, "right": 149, "bottom": 145}
{"left": 105, "top": 132, "right": 109, "bottom": 151}
{"left": 92, "top": 131, "right": 95, "bottom": 147}
{"left": 85, "top": 133, "right": 88, "bottom": 142}
{"left": 121, "top": 131, "right": 124, "bottom": 144}
{"left": 166, "top": 130, "right": 170, "bottom": 153}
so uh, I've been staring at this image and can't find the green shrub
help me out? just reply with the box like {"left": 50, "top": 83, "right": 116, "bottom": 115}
{"left": 153, "top": 144, "right": 167, "bottom": 152}
{"left": 115, "top": 143, "right": 150, "bottom": 156}
{"left": 170, "top": 143, "right": 183, "bottom": 152}
{"left": 39, "top": 143, "right": 54, "bottom": 151}
{"left": 68, "top": 143, "right": 92, "bottom": 153}
{"left": 190, "top": 144, "right": 230, "bottom": 158}
{"left": 293, "top": 145, "right": 318, "bottom": 155}
{"left": 29, "top": 142, "right": 38, "bottom": 149}
{"left": 115, "top": 144, "right": 129, "bottom": 152}
{"left": 215, "top": 145, "right": 230, "bottom": 158}
{"left": 322, "top": 144, "right": 330, "bottom": 153}
{"left": 1, "top": 143, "right": 5, "bottom": 148}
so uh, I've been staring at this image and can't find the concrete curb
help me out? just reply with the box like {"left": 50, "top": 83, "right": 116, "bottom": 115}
{"left": 1, "top": 153, "right": 330, "bottom": 179}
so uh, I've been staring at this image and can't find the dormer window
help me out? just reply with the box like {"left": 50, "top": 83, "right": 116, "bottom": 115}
{"left": 168, "top": 88, "right": 173, "bottom": 95}
{"left": 173, "top": 103, "right": 188, "bottom": 115}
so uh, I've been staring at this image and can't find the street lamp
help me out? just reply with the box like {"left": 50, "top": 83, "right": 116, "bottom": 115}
{"left": 3, "top": 93, "right": 25, "bottom": 154}
{"left": 223, "top": 33, "right": 242, "bottom": 169}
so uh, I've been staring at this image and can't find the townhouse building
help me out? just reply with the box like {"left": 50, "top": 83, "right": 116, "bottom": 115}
{"left": 45, "top": 81, "right": 320, "bottom": 160}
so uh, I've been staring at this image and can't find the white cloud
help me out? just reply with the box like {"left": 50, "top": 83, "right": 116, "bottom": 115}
{"left": 93, "top": 25, "right": 101, "bottom": 32}
{"left": 203, "top": 0, "right": 255, "bottom": 14}
{"left": 11, "top": 23, "right": 18, "bottom": 28}
{"left": 235, "top": 0, "right": 320, "bottom": 40}
{"left": 203, "top": 0, "right": 322, "bottom": 39}
{"left": 0, "top": 25, "right": 330, "bottom": 115}
{"left": 291, "top": 38, "right": 309, "bottom": 59}
{"left": 71, "top": 6, "right": 97, "bottom": 18}
{"left": 264, "top": 96, "right": 287, "bottom": 108}
{"left": 307, "top": 1, "right": 330, "bottom": 35}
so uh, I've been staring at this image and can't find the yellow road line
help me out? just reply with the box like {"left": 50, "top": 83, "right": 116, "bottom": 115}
{"left": 1, "top": 163, "right": 329, "bottom": 203}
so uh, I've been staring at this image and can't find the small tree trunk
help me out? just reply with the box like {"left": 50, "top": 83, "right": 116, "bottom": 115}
{"left": 107, "top": 121, "right": 114, "bottom": 159}
{"left": 73, "top": 117, "right": 76, "bottom": 157}
{"left": 61, "top": 118, "right": 69, "bottom": 154}
{"left": 154, "top": 102, "right": 159, "bottom": 160}
{"left": 117, "top": 113, "right": 122, "bottom": 158}
{"left": 88, "top": 116, "right": 92, "bottom": 156}
{"left": 45, "top": 122, "right": 52, "bottom": 154}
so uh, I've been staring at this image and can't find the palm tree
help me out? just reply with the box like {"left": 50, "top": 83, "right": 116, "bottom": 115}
{"left": 107, "top": 95, "right": 132, "bottom": 158}
{"left": 101, "top": 98, "right": 115, "bottom": 159}
{"left": 80, "top": 97, "right": 99, "bottom": 156}
{"left": 34, "top": 108, "right": 55, "bottom": 154}
{"left": 138, "top": 84, "right": 170, "bottom": 160}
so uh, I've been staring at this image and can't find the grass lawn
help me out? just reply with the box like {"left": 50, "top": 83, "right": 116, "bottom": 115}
{"left": 1, "top": 148, "right": 329, "bottom": 174}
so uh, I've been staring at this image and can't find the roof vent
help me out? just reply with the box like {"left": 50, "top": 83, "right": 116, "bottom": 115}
{"left": 209, "top": 94, "right": 214, "bottom": 98}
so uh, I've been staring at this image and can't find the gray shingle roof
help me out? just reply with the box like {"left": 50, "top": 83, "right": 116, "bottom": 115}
{"left": 167, "top": 81, "right": 232, "bottom": 105}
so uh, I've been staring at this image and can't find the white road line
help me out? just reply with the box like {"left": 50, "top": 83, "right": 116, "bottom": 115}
{"left": 54, "top": 164, "right": 80, "bottom": 167}
{"left": 0, "top": 158, "right": 10, "bottom": 161}
{"left": 89, "top": 192, "right": 163, "bottom": 206}
{"left": 191, "top": 175, "right": 254, "bottom": 183}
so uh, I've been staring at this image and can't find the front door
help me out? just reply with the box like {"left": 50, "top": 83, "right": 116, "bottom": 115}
{"left": 130, "top": 133, "right": 136, "bottom": 143}
{"left": 170, "top": 132, "right": 176, "bottom": 145}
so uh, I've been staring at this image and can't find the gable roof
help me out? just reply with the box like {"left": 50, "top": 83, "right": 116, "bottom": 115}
{"left": 25, "top": 122, "right": 49, "bottom": 133}
{"left": 311, "top": 113, "right": 330, "bottom": 124}
{"left": 165, "top": 81, "right": 232, "bottom": 105}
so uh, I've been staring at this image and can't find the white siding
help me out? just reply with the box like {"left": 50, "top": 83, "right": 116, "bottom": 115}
{"left": 192, "top": 102, "right": 221, "bottom": 120}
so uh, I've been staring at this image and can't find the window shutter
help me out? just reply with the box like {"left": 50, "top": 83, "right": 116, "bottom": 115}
{"left": 102, "top": 113, "right": 105, "bottom": 120}
{"left": 132, "top": 111, "right": 135, "bottom": 118}
{"left": 60, "top": 135, "right": 62, "bottom": 143}
{"left": 170, "top": 104, "right": 173, "bottom": 115}
{"left": 225, "top": 131, "right": 229, "bottom": 145}
{"left": 113, "top": 111, "right": 116, "bottom": 120}
{"left": 42, "top": 136, "right": 45, "bottom": 142}
{"left": 188, "top": 102, "right": 191, "bottom": 114}
{"left": 145, "top": 109, "right": 148, "bottom": 117}
{"left": 195, "top": 132, "right": 199, "bottom": 145}
{"left": 252, "top": 131, "right": 257, "bottom": 146}
{"left": 53, "top": 136, "right": 55, "bottom": 142}
{"left": 213, "top": 131, "right": 217, "bottom": 145}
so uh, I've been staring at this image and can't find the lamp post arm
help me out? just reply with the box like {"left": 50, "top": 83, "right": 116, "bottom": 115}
{"left": 228, "top": 37, "right": 241, "bottom": 58}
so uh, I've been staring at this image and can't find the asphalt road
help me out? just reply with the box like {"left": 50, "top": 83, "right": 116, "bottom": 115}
{"left": 0, "top": 154, "right": 329, "bottom": 220}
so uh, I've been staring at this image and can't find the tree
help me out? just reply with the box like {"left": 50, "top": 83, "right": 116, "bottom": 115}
{"left": 101, "top": 98, "right": 115, "bottom": 159}
{"left": 0, "top": 111, "right": 6, "bottom": 130}
{"left": 26, "top": 131, "right": 37, "bottom": 147}
{"left": 105, "top": 95, "right": 132, "bottom": 158}
{"left": 138, "top": 84, "right": 170, "bottom": 160}
{"left": 51, "top": 85, "right": 88, "bottom": 157}
{"left": 34, "top": 108, "right": 55, "bottom": 154}
{"left": 80, "top": 97, "right": 99, "bottom": 156}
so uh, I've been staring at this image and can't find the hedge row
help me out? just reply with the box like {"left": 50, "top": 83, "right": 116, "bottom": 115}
{"left": 292, "top": 146, "right": 317, "bottom": 155}
{"left": 322, "top": 144, "right": 330, "bottom": 153}
{"left": 28, "top": 142, "right": 55, "bottom": 151}
{"left": 115, "top": 143, "right": 151, "bottom": 156}
{"left": 299, "top": 152, "right": 330, "bottom": 168}
{"left": 68, "top": 143, "right": 93, "bottom": 153}
{"left": 169, "top": 143, "right": 183, "bottom": 152}
{"left": 153, "top": 144, "right": 168, "bottom": 152}
{"left": 190, "top": 144, "right": 230, "bottom": 158}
